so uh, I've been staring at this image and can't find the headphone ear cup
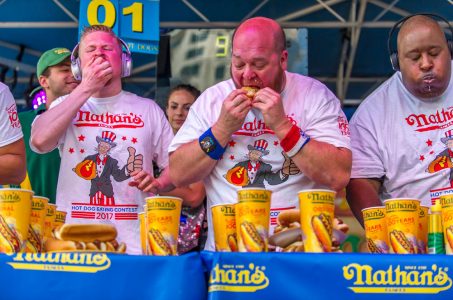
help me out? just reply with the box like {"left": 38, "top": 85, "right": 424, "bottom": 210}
{"left": 71, "top": 57, "right": 82, "bottom": 81}
{"left": 121, "top": 52, "right": 132, "bottom": 78}
{"left": 390, "top": 52, "right": 399, "bottom": 72}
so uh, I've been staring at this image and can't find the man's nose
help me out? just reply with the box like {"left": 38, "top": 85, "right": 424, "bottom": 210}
{"left": 243, "top": 65, "right": 256, "bottom": 80}
{"left": 420, "top": 53, "right": 433, "bottom": 71}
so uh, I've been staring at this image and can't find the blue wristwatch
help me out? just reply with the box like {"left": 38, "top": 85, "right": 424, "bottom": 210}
{"left": 199, "top": 128, "right": 226, "bottom": 160}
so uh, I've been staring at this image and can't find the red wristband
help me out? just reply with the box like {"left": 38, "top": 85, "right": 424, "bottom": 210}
{"left": 280, "top": 124, "right": 301, "bottom": 152}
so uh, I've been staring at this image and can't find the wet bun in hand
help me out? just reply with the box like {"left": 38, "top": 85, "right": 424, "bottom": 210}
{"left": 242, "top": 86, "right": 259, "bottom": 99}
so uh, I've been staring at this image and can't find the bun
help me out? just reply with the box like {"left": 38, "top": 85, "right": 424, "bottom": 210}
{"left": 44, "top": 238, "right": 80, "bottom": 252}
{"left": 54, "top": 224, "right": 117, "bottom": 242}
{"left": 242, "top": 86, "right": 259, "bottom": 99}
{"left": 277, "top": 209, "right": 300, "bottom": 227}
{"left": 45, "top": 223, "right": 126, "bottom": 253}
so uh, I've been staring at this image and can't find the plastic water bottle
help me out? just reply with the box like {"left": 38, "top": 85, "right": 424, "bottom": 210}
{"left": 428, "top": 200, "right": 445, "bottom": 254}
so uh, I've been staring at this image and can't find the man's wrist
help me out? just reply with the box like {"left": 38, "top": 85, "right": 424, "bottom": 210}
{"left": 280, "top": 124, "right": 310, "bottom": 157}
{"left": 199, "top": 127, "right": 226, "bottom": 160}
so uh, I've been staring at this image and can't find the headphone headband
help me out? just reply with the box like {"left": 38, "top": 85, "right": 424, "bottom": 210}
{"left": 387, "top": 13, "right": 453, "bottom": 71}
{"left": 70, "top": 37, "right": 132, "bottom": 80}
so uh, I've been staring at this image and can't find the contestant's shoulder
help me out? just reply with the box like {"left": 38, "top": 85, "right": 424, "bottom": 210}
{"left": 287, "top": 72, "right": 335, "bottom": 96}
{"left": 351, "top": 73, "right": 400, "bottom": 117}
{"left": 0, "top": 81, "right": 8, "bottom": 92}
{"left": 199, "top": 79, "right": 235, "bottom": 101}
{"left": 122, "top": 91, "right": 164, "bottom": 110}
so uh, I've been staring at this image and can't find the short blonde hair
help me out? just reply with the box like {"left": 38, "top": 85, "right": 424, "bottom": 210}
{"left": 80, "top": 25, "right": 122, "bottom": 49}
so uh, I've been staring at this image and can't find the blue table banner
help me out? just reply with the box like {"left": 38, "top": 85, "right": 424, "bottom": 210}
{"left": 201, "top": 251, "right": 453, "bottom": 300}
{"left": 0, "top": 251, "right": 206, "bottom": 300}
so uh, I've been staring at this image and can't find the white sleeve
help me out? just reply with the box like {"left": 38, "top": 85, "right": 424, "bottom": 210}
{"left": 151, "top": 104, "right": 174, "bottom": 170}
{"left": 304, "top": 81, "right": 351, "bottom": 149}
{"left": 0, "top": 84, "right": 23, "bottom": 147}
{"left": 350, "top": 105, "right": 385, "bottom": 179}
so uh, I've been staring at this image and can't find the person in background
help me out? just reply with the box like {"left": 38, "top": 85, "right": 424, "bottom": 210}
{"left": 346, "top": 14, "right": 453, "bottom": 225}
{"left": 0, "top": 82, "right": 26, "bottom": 185}
{"left": 168, "top": 17, "right": 351, "bottom": 251}
{"left": 18, "top": 48, "right": 79, "bottom": 202}
{"left": 30, "top": 25, "right": 174, "bottom": 254}
{"left": 161, "top": 84, "right": 207, "bottom": 253}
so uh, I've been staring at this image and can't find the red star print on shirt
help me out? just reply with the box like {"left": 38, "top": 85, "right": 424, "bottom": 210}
{"left": 228, "top": 140, "right": 236, "bottom": 147}
{"left": 69, "top": 148, "right": 74, "bottom": 154}
{"left": 80, "top": 149, "right": 85, "bottom": 154}
{"left": 426, "top": 139, "right": 433, "bottom": 147}
{"left": 78, "top": 135, "right": 85, "bottom": 142}
{"left": 419, "top": 155, "right": 425, "bottom": 161}
{"left": 122, "top": 136, "right": 127, "bottom": 141}
{"left": 230, "top": 155, "right": 235, "bottom": 160}
{"left": 274, "top": 140, "right": 279, "bottom": 146}
{"left": 131, "top": 137, "right": 138, "bottom": 144}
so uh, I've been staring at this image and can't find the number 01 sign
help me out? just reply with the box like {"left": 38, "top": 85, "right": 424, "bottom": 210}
{"left": 79, "top": 0, "right": 160, "bottom": 54}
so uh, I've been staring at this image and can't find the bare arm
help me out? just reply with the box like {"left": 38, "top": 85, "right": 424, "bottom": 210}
{"left": 31, "top": 56, "right": 113, "bottom": 153}
{"left": 0, "top": 138, "right": 26, "bottom": 185}
{"left": 346, "top": 178, "right": 382, "bottom": 226}
{"left": 170, "top": 89, "right": 252, "bottom": 187}
{"left": 129, "top": 167, "right": 175, "bottom": 194}
{"left": 160, "top": 181, "right": 206, "bottom": 208}
{"left": 169, "top": 141, "right": 218, "bottom": 187}
{"left": 292, "top": 141, "right": 351, "bottom": 192}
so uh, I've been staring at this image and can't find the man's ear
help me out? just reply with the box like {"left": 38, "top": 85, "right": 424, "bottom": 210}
{"left": 38, "top": 75, "right": 49, "bottom": 89}
{"left": 280, "top": 50, "right": 288, "bottom": 70}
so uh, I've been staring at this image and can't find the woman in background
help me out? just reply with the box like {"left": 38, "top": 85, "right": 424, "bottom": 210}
{"left": 162, "top": 84, "right": 207, "bottom": 253}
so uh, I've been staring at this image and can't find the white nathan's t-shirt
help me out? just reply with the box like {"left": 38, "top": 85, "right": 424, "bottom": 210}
{"left": 46, "top": 91, "right": 173, "bottom": 254}
{"left": 350, "top": 66, "right": 453, "bottom": 207}
{"left": 169, "top": 71, "right": 351, "bottom": 250}
{"left": 0, "top": 82, "right": 22, "bottom": 147}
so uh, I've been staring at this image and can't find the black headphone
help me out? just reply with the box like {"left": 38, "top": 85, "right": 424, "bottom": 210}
{"left": 387, "top": 13, "right": 453, "bottom": 72}
{"left": 70, "top": 37, "right": 132, "bottom": 80}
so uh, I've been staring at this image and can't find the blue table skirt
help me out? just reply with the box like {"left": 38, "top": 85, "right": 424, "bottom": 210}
{"left": 2, "top": 251, "right": 453, "bottom": 300}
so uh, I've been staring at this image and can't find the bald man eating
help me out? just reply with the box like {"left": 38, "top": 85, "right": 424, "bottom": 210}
{"left": 347, "top": 14, "right": 453, "bottom": 225}
{"left": 169, "top": 17, "right": 351, "bottom": 251}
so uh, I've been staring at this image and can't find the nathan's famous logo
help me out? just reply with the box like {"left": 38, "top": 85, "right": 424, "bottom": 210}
{"left": 74, "top": 110, "right": 144, "bottom": 129}
{"left": 0, "top": 192, "right": 21, "bottom": 203}
{"left": 363, "top": 209, "right": 385, "bottom": 220}
{"left": 343, "top": 263, "right": 452, "bottom": 294}
{"left": 209, "top": 263, "right": 269, "bottom": 292}
{"left": 234, "top": 115, "right": 297, "bottom": 137}
{"left": 307, "top": 192, "right": 334, "bottom": 203}
{"left": 405, "top": 107, "right": 453, "bottom": 132}
{"left": 7, "top": 252, "right": 111, "bottom": 273}
{"left": 148, "top": 200, "right": 176, "bottom": 210}
{"left": 237, "top": 191, "right": 270, "bottom": 202}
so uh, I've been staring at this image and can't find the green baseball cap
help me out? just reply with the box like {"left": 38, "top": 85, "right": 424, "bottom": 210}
{"left": 36, "top": 47, "right": 71, "bottom": 78}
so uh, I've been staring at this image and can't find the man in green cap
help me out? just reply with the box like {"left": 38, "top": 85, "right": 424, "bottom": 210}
{"left": 18, "top": 47, "right": 79, "bottom": 203}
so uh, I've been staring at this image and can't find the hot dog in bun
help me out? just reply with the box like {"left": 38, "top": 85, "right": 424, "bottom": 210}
{"left": 269, "top": 209, "right": 349, "bottom": 252}
{"left": 44, "top": 224, "right": 126, "bottom": 253}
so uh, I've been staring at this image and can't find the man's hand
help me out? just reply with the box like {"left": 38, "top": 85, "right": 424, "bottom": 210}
{"left": 80, "top": 56, "right": 113, "bottom": 94}
{"left": 214, "top": 89, "right": 252, "bottom": 138}
{"left": 128, "top": 170, "right": 161, "bottom": 194}
{"left": 126, "top": 147, "right": 143, "bottom": 174}
{"left": 251, "top": 87, "right": 292, "bottom": 136}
